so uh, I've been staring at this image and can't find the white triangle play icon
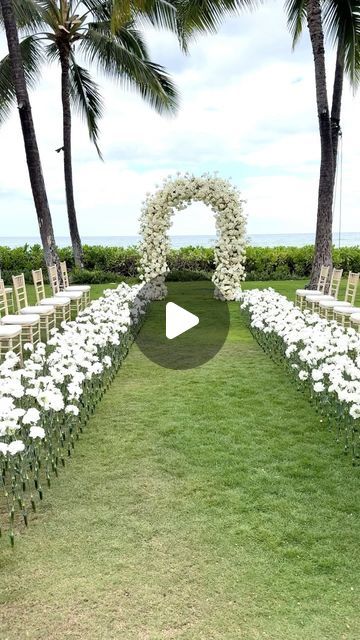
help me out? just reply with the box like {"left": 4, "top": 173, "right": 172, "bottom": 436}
{"left": 166, "top": 302, "right": 199, "bottom": 340}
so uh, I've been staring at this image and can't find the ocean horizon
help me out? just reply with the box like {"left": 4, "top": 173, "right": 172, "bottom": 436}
{"left": 1, "top": 232, "right": 360, "bottom": 249}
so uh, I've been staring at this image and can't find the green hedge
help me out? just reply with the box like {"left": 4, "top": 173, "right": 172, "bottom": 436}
{"left": 1, "top": 243, "right": 360, "bottom": 284}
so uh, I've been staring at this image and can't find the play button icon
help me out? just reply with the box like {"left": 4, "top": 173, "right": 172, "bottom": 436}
{"left": 166, "top": 302, "right": 199, "bottom": 340}
{"left": 135, "top": 281, "right": 230, "bottom": 370}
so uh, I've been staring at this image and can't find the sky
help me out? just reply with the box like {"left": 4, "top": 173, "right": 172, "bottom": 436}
{"left": 0, "top": 0, "right": 359, "bottom": 239}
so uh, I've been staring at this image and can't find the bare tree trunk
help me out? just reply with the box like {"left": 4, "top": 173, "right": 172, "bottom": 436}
{"left": 306, "top": 0, "right": 334, "bottom": 287}
{"left": 0, "top": 0, "right": 59, "bottom": 269}
{"left": 59, "top": 44, "right": 84, "bottom": 268}
{"left": 330, "top": 38, "right": 345, "bottom": 183}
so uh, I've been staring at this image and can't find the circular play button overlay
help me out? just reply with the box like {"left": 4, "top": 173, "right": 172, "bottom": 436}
{"left": 136, "top": 281, "right": 230, "bottom": 370}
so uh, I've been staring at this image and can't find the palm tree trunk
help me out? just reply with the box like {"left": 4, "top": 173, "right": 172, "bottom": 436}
{"left": 306, "top": 0, "right": 334, "bottom": 287}
{"left": 330, "top": 38, "right": 345, "bottom": 183}
{"left": 0, "top": 0, "right": 59, "bottom": 269}
{"left": 59, "top": 45, "right": 84, "bottom": 268}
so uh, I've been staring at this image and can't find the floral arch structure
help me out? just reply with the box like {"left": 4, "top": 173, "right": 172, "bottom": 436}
{"left": 138, "top": 173, "right": 247, "bottom": 301}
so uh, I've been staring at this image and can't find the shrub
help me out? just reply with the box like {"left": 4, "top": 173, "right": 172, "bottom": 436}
{"left": 165, "top": 269, "right": 212, "bottom": 281}
{"left": 1, "top": 243, "right": 360, "bottom": 283}
{"left": 70, "top": 268, "right": 125, "bottom": 285}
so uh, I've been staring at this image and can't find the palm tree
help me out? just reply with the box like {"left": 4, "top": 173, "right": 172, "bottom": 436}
{"left": 0, "top": 0, "right": 179, "bottom": 267}
{"left": 286, "top": 0, "right": 360, "bottom": 286}
{"left": 0, "top": 0, "right": 59, "bottom": 269}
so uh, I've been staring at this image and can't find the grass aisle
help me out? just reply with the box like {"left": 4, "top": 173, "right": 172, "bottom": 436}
{"left": 1, "top": 282, "right": 360, "bottom": 640}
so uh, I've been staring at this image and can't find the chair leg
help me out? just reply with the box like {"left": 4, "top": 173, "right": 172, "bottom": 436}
{"left": 21, "top": 322, "right": 40, "bottom": 350}
{"left": 40, "top": 312, "right": 56, "bottom": 342}
{"left": 6, "top": 291, "right": 14, "bottom": 313}
{"left": 70, "top": 299, "right": 82, "bottom": 318}
{"left": 55, "top": 304, "right": 70, "bottom": 327}
{"left": 0, "top": 336, "right": 22, "bottom": 363}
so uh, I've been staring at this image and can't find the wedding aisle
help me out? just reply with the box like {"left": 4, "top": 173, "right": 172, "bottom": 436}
{"left": 1, "top": 282, "right": 360, "bottom": 640}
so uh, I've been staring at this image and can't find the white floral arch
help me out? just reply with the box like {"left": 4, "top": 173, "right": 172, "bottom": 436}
{"left": 138, "top": 173, "right": 247, "bottom": 301}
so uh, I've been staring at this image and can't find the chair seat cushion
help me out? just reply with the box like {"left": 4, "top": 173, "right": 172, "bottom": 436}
{"left": 41, "top": 297, "right": 70, "bottom": 306}
{"left": 334, "top": 306, "right": 360, "bottom": 316}
{"left": 296, "top": 289, "right": 322, "bottom": 296}
{"left": 4, "top": 287, "right": 12, "bottom": 294}
{"left": 21, "top": 305, "right": 54, "bottom": 315}
{"left": 0, "top": 325, "right": 21, "bottom": 337}
{"left": 306, "top": 294, "right": 334, "bottom": 302}
{"left": 66, "top": 285, "right": 90, "bottom": 293}
{"left": 55, "top": 291, "right": 82, "bottom": 301}
{"left": 1, "top": 314, "right": 39, "bottom": 325}
{"left": 351, "top": 313, "right": 360, "bottom": 324}
{"left": 296, "top": 289, "right": 324, "bottom": 296}
{"left": 319, "top": 300, "right": 351, "bottom": 309}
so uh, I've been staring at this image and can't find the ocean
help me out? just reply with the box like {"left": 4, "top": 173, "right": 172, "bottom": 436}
{"left": 1, "top": 232, "right": 360, "bottom": 249}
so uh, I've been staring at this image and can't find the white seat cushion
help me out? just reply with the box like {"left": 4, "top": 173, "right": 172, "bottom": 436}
{"left": 296, "top": 289, "right": 322, "bottom": 296}
{"left": 55, "top": 291, "right": 82, "bottom": 301}
{"left": 20, "top": 305, "right": 54, "bottom": 315}
{"left": 306, "top": 294, "right": 334, "bottom": 302}
{"left": 334, "top": 306, "right": 360, "bottom": 316}
{"left": 41, "top": 297, "right": 70, "bottom": 307}
{"left": 1, "top": 314, "right": 39, "bottom": 325}
{"left": 4, "top": 287, "right": 12, "bottom": 294}
{"left": 0, "top": 325, "right": 21, "bottom": 337}
{"left": 66, "top": 285, "right": 90, "bottom": 292}
{"left": 319, "top": 300, "right": 351, "bottom": 309}
{"left": 351, "top": 313, "right": 360, "bottom": 324}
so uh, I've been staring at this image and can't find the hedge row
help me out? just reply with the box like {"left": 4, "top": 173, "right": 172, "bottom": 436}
{"left": 1, "top": 244, "right": 360, "bottom": 284}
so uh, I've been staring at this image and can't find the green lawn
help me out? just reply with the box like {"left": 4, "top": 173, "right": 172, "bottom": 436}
{"left": 19, "top": 277, "right": 360, "bottom": 309}
{"left": 1, "top": 280, "right": 360, "bottom": 639}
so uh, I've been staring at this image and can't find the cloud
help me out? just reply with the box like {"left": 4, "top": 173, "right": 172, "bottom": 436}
{"left": 0, "top": 0, "right": 359, "bottom": 240}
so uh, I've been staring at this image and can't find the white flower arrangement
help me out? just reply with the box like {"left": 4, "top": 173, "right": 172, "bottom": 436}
{"left": 240, "top": 288, "right": 360, "bottom": 461}
{"left": 139, "top": 173, "right": 247, "bottom": 301}
{"left": 0, "top": 282, "right": 150, "bottom": 545}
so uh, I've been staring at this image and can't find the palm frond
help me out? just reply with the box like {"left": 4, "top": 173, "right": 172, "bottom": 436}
{"left": 82, "top": 0, "right": 112, "bottom": 22}
{"left": 90, "top": 18, "right": 149, "bottom": 57}
{"left": 114, "top": 0, "right": 178, "bottom": 33}
{"left": 0, "top": 0, "right": 45, "bottom": 31}
{"left": 35, "top": 0, "right": 63, "bottom": 32}
{"left": 173, "top": 0, "right": 261, "bottom": 36}
{"left": 284, "top": 0, "right": 307, "bottom": 48}
{"left": 80, "top": 25, "right": 179, "bottom": 114}
{"left": 111, "top": 0, "right": 133, "bottom": 31}
{"left": 45, "top": 41, "right": 60, "bottom": 63}
{"left": 69, "top": 59, "right": 104, "bottom": 157}
{"left": 322, "top": 0, "right": 360, "bottom": 87}
{"left": 0, "top": 35, "right": 44, "bottom": 125}
{"left": 136, "top": 60, "right": 179, "bottom": 114}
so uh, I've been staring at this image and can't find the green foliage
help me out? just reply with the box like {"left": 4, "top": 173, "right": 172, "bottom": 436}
{"left": 167, "top": 246, "right": 215, "bottom": 272}
{"left": 165, "top": 268, "right": 212, "bottom": 281}
{"left": 70, "top": 268, "right": 126, "bottom": 284}
{"left": 1, "top": 244, "right": 360, "bottom": 284}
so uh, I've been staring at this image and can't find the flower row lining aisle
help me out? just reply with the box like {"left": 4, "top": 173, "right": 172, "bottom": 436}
{"left": 240, "top": 288, "right": 360, "bottom": 462}
{"left": 0, "top": 283, "right": 150, "bottom": 545}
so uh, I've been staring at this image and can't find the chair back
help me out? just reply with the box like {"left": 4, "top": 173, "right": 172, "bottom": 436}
{"left": 345, "top": 272, "right": 360, "bottom": 305}
{"left": 48, "top": 265, "right": 60, "bottom": 295}
{"left": 0, "top": 279, "right": 9, "bottom": 317}
{"left": 32, "top": 269, "right": 46, "bottom": 303}
{"left": 12, "top": 274, "right": 29, "bottom": 311}
{"left": 328, "top": 268, "right": 343, "bottom": 299}
{"left": 317, "top": 265, "right": 330, "bottom": 293}
{"left": 60, "top": 262, "right": 70, "bottom": 288}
